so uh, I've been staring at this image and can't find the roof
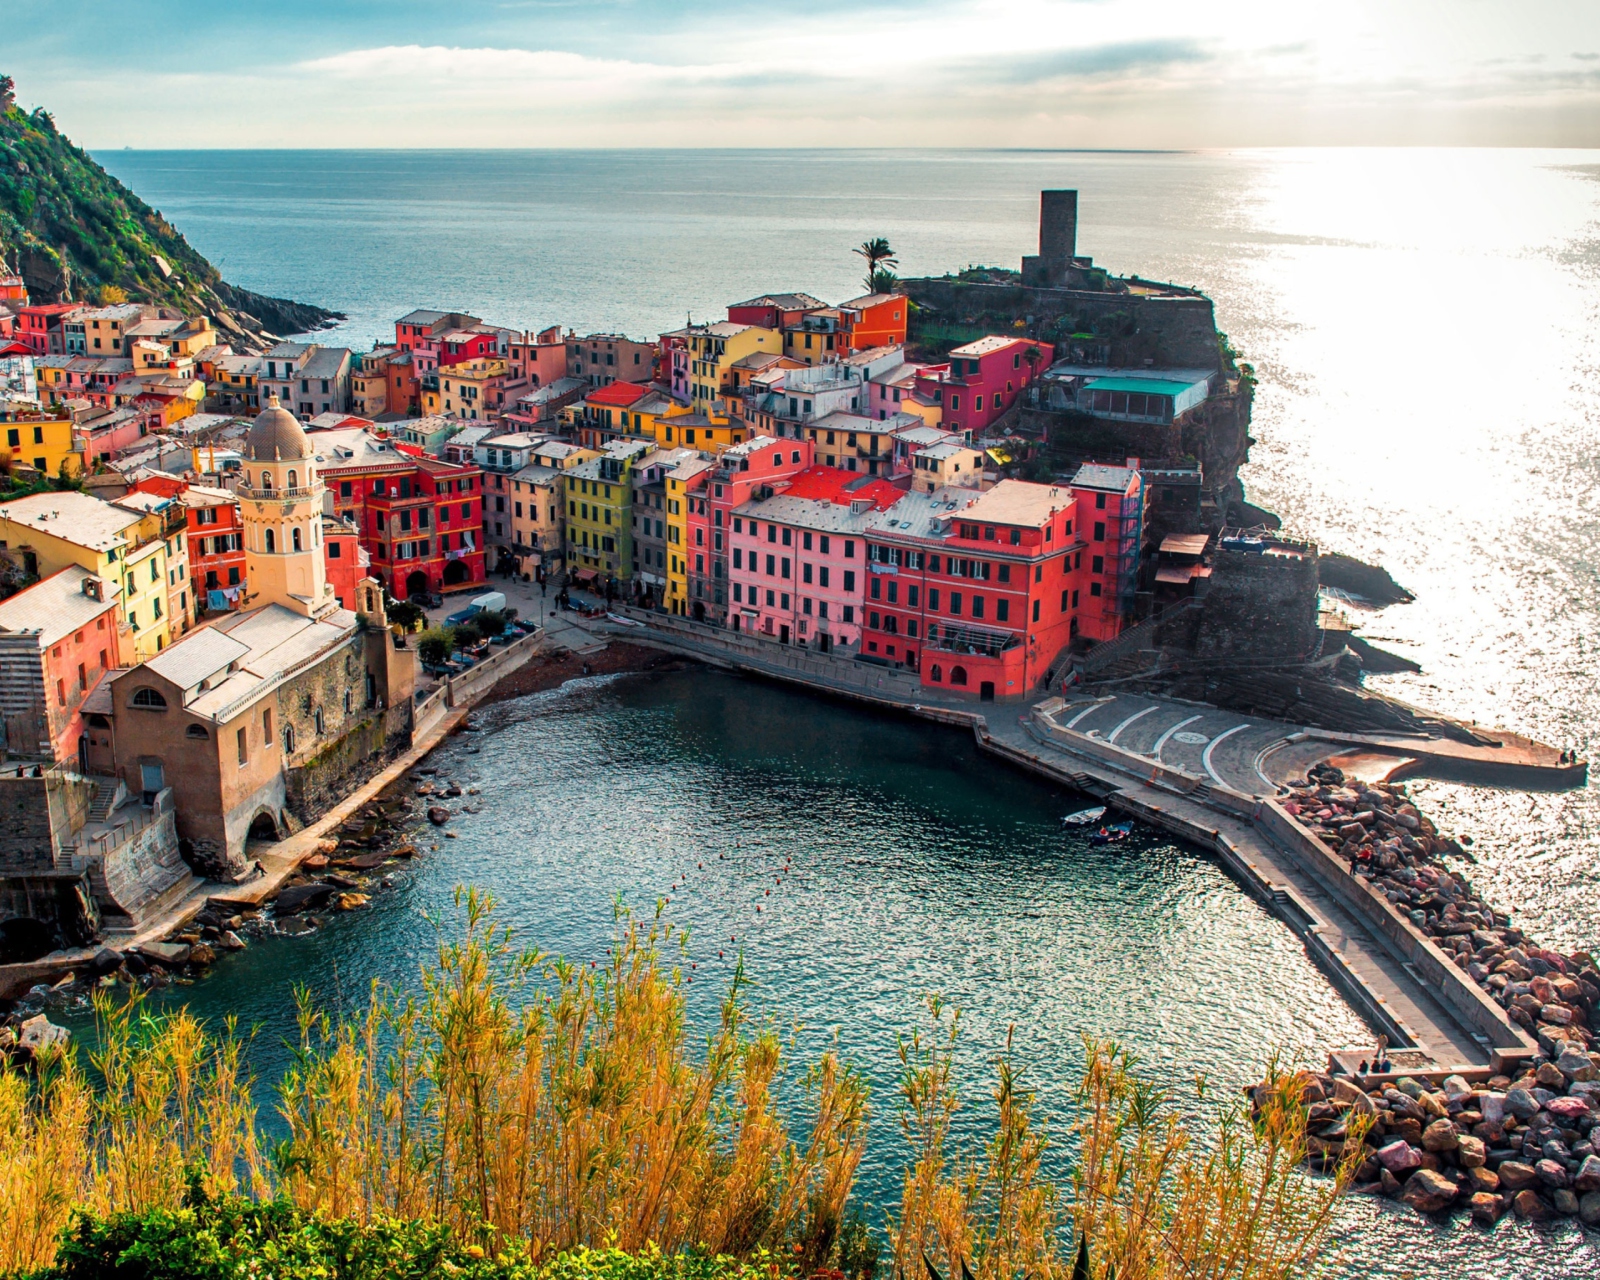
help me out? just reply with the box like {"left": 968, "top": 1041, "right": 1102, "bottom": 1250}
{"left": 110, "top": 491, "right": 175, "bottom": 517}
{"left": 300, "top": 347, "right": 352, "bottom": 378}
{"left": 480, "top": 433, "right": 541, "bottom": 449}
{"left": 143, "top": 625, "right": 251, "bottom": 692}
{"left": 397, "top": 309, "right": 450, "bottom": 326}
{"left": 0, "top": 566, "right": 121, "bottom": 646}
{"left": 868, "top": 487, "right": 984, "bottom": 540}
{"left": 917, "top": 442, "right": 974, "bottom": 462}
{"left": 520, "top": 376, "right": 587, "bottom": 404}
{"left": 810, "top": 409, "right": 916, "bottom": 435}
{"left": 246, "top": 397, "right": 312, "bottom": 461}
{"left": 585, "top": 381, "right": 651, "bottom": 407}
{"left": 158, "top": 603, "right": 359, "bottom": 720}
{"left": 1160, "top": 533, "right": 1210, "bottom": 556}
{"left": 735, "top": 493, "right": 886, "bottom": 536}
{"left": 1083, "top": 377, "right": 1203, "bottom": 396}
{"left": 1070, "top": 464, "right": 1138, "bottom": 494}
{"left": 0, "top": 491, "right": 140, "bottom": 552}
{"left": 668, "top": 457, "right": 715, "bottom": 482}
{"left": 895, "top": 425, "right": 955, "bottom": 447}
{"left": 838, "top": 293, "right": 904, "bottom": 310}
{"left": 264, "top": 341, "right": 312, "bottom": 360}
{"left": 962, "top": 479, "right": 1075, "bottom": 527}
{"left": 775, "top": 466, "right": 901, "bottom": 507}
{"left": 180, "top": 485, "right": 237, "bottom": 509}
{"left": 729, "top": 293, "right": 827, "bottom": 311}
{"left": 309, "top": 428, "right": 408, "bottom": 468}
{"left": 948, "top": 335, "right": 1028, "bottom": 358}
{"left": 511, "top": 464, "right": 562, "bottom": 486}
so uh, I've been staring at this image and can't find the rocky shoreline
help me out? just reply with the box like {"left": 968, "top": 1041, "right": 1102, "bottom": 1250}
{"left": 1276, "top": 761, "right": 1600, "bottom": 1228}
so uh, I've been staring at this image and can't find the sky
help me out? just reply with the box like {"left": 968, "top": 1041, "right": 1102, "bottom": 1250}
{"left": 6, "top": 0, "right": 1600, "bottom": 149}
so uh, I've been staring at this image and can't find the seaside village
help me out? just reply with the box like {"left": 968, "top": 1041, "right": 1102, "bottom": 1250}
{"left": 0, "top": 197, "right": 1285, "bottom": 957}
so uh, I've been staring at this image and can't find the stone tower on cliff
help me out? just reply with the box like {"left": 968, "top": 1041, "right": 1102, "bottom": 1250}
{"left": 1021, "top": 190, "right": 1079, "bottom": 287}
{"left": 240, "top": 396, "right": 335, "bottom": 618}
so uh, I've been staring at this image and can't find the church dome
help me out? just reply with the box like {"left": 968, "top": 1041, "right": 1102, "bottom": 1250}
{"left": 247, "top": 395, "right": 311, "bottom": 461}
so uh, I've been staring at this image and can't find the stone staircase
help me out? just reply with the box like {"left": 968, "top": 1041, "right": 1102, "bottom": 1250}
{"left": 87, "top": 777, "right": 126, "bottom": 824}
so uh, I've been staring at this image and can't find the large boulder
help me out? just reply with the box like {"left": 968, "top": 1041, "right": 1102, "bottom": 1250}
{"left": 1546, "top": 1096, "right": 1591, "bottom": 1123}
{"left": 1558, "top": 1049, "right": 1596, "bottom": 1082}
{"left": 1574, "top": 1154, "right": 1600, "bottom": 1194}
{"left": 1399, "top": 1169, "right": 1458, "bottom": 1213}
{"left": 1498, "top": 1160, "right": 1538, "bottom": 1191}
{"left": 139, "top": 941, "right": 191, "bottom": 967}
{"left": 274, "top": 883, "right": 334, "bottom": 915}
{"left": 1376, "top": 1140, "right": 1422, "bottom": 1174}
{"left": 1505, "top": 1087, "right": 1542, "bottom": 1121}
{"left": 1421, "top": 1119, "right": 1459, "bottom": 1153}
{"left": 1513, "top": 1189, "right": 1555, "bottom": 1221}
{"left": 18, "top": 1015, "right": 68, "bottom": 1053}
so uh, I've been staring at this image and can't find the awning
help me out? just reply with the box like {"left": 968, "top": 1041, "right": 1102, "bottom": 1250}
{"left": 572, "top": 568, "right": 599, "bottom": 583}
{"left": 1159, "top": 533, "right": 1209, "bottom": 556}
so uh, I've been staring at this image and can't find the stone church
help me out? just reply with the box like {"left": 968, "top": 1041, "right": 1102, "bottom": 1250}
{"left": 89, "top": 398, "right": 416, "bottom": 880}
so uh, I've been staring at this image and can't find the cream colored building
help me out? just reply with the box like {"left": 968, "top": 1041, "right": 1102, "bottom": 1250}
{"left": 236, "top": 396, "right": 337, "bottom": 617}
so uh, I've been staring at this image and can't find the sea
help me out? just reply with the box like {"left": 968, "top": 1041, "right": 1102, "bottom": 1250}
{"left": 88, "top": 147, "right": 1600, "bottom": 1278}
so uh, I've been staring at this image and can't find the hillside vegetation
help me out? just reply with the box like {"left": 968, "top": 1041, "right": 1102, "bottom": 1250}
{"left": 0, "top": 75, "right": 339, "bottom": 341}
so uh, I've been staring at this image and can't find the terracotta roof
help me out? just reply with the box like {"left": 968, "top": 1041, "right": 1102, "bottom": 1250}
{"left": 585, "top": 381, "right": 651, "bottom": 407}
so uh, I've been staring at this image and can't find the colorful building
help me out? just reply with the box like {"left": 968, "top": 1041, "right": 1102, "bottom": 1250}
{"left": 0, "top": 410, "right": 82, "bottom": 478}
{"left": 421, "top": 357, "right": 525, "bottom": 422}
{"left": 567, "top": 334, "right": 656, "bottom": 387}
{"left": 725, "top": 293, "right": 827, "bottom": 330}
{"left": 726, "top": 467, "right": 900, "bottom": 650}
{"left": 312, "top": 428, "right": 487, "bottom": 600}
{"left": 109, "top": 489, "right": 197, "bottom": 637}
{"left": 912, "top": 337, "right": 1052, "bottom": 438}
{"left": 858, "top": 469, "right": 1138, "bottom": 701}
{"left": 662, "top": 457, "right": 713, "bottom": 617}
{"left": 671, "top": 322, "right": 781, "bottom": 411}
{"left": 321, "top": 513, "right": 368, "bottom": 611}
{"left": 0, "top": 565, "right": 125, "bottom": 765}
{"left": 507, "top": 326, "right": 568, "bottom": 389}
{"left": 0, "top": 490, "right": 175, "bottom": 659}
{"left": 563, "top": 438, "right": 651, "bottom": 589}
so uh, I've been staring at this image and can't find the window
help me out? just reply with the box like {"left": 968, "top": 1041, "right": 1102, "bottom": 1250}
{"left": 292, "top": 527, "right": 303, "bottom": 551}
{"left": 237, "top": 727, "right": 248, "bottom": 765}
{"left": 766, "top": 554, "right": 775, "bottom": 575}
{"left": 1060, "top": 590, "right": 1070, "bottom": 613}
{"left": 998, "top": 564, "right": 1011, "bottom": 583}
{"left": 56, "top": 678, "right": 65, "bottom": 706}
{"left": 1091, "top": 582, "right": 1102, "bottom": 597}
{"left": 1032, "top": 599, "right": 1041, "bottom": 621}
{"left": 842, "top": 570, "right": 854, "bottom": 592}
{"left": 929, "top": 588, "right": 940, "bottom": 610}
{"left": 284, "top": 725, "right": 295, "bottom": 754}
{"left": 314, "top": 707, "right": 325, "bottom": 735}
{"left": 1096, "top": 493, "right": 1107, "bottom": 510}
{"left": 1094, "top": 522, "right": 1105, "bottom": 541}
{"left": 1092, "top": 555, "right": 1104, "bottom": 574}
{"left": 971, "top": 596, "right": 984, "bottom": 619}
{"left": 842, "top": 605, "right": 854, "bottom": 623}
{"left": 265, "top": 529, "right": 276, "bottom": 553}
{"left": 131, "top": 687, "right": 167, "bottom": 709}
{"left": 819, "top": 566, "right": 830, "bottom": 588}
{"left": 185, "top": 724, "right": 209, "bottom": 739}
{"left": 950, "top": 593, "right": 962, "bottom": 615}
{"left": 870, "top": 577, "right": 881, "bottom": 600}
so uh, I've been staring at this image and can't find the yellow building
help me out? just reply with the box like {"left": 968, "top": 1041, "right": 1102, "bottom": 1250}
{"left": 681, "top": 322, "right": 780, "bottom": 411}
{"left": 662, "top": 456, "right": 712, "bottom": 616}
{"left": 653, "top": 411, "right": 747, "bottom": 453}
{"left": 562, "top": 438, "right": 651, "bottom": 587}
{"left": 1, "top": 412, "right": 83, "bottom": 479}
{"left": 111, "top": 491, "right": 198, "bottom": 636}
{"left": 0, "top": 491, "right": 174, "bottom": 658}
{"left": 421, "top": 358, "right": 511, "bottom": 422}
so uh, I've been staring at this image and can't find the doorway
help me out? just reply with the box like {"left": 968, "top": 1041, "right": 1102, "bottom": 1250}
{"left": 406, "top": 570, "right": 429, "bottom": 598}
{"left": 779, "top": 625, "right": 790, "bottom": 645}
{"left": 443, "top": 559, "right": 470, "bottom": 585}
{"left": 980, "top": 681, "right": 995, "bottom": 702}
{"left": 139, "top": 760, "right": 165, "bottom": 804}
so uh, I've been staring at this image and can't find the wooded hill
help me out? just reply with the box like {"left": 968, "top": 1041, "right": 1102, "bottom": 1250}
{"left": 0, "top": 75, "right": 340, "bottom": 344}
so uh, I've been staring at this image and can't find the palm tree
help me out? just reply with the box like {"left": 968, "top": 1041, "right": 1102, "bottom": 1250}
{"left": 854, "top": 238, "right": 898, "bottom": 294}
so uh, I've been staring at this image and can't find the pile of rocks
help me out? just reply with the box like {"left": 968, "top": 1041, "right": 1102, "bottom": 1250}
{"left": 1282, "top": 765, "right": 1599, "bottom": 1057}
{"left": 1268, "top": 1063, "right": 1600, "bottom": 1227}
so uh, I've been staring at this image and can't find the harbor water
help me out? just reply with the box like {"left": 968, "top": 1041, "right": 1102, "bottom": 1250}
{"left": 84, "top": 146, "right": 1600, "bottom": 1277}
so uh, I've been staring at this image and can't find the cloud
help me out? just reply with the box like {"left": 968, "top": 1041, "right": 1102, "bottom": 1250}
{"left": 297, "top": 44, "right": 737, "bottom": 86}
{"left": 969, "top": 37, "right": 1214, "bottom": 85}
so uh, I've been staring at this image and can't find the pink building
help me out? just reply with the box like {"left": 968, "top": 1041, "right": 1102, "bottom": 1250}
{"left": 726, "top": 467, "right": 900, "bottom": 651}
{"left": 682, "top": 435, "right": 815, "bottom": 624}
{"left": 508, "top": 325, "right": 568, "bottom": 388}
{"left": 913, "top": 337, "right": 1052, "bottom": 437}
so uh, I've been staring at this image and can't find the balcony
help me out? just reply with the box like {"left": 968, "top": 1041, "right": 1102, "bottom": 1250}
{"left": 926, "top": 622, "right": 1020, "bottom": 658}
{"left": 238, "top": 485, "right": 319, "bottom": 501}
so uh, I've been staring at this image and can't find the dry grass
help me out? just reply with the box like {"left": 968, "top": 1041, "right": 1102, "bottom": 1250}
{"left": 0, "top": 891, "right": 1357, "bottom": 1279}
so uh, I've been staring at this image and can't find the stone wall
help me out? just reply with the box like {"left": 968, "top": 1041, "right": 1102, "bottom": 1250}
{"left": 93, "top": 795, "right": 193, "bottom": 930}
{"left": 283, "top": 704, "right": 411, "bottom": 827}
{"left": 902, "top": 278, "right": 1222, "bottom": 371}
{"left": 1193, "top": 548, "right": 1320, "bottom": 662}
{"left": 0, "top": 772, "right": 94, "bottom": 873}
{"left": 0, "top": 871, "right": 99, "bottom": 962}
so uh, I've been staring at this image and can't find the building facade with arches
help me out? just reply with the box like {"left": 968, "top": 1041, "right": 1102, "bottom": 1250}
{"left": 95, "top": 400, "right": 416, "bottom": 880}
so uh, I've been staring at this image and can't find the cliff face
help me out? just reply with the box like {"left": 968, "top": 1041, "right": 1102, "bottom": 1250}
{"left": 0, "top": 79, "right": 340, "bottom": 344}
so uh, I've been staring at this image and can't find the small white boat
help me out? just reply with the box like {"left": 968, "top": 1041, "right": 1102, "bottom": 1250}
{"left": 1062, "top": 806, "right": 1106, "bottom": 827}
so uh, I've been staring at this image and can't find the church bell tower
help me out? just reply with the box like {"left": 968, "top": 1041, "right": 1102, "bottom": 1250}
{"left": 240, "top": 396, "right": 334, "bottom": 618}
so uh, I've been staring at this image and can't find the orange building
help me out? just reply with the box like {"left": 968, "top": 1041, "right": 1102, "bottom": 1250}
{"left": 839, "top": 293, "right": 908, "bottom": 351}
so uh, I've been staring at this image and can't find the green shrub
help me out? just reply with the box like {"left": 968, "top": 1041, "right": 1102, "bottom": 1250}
{"left": 23, "top": 1196, "right": 775, "bottom": 1280}
{"left": 417, "top": 627, "right": 455, "bottom": 666}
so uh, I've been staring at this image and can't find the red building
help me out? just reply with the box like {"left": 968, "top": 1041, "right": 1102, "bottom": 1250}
{"left": 132, "top": 475, "right": 249, "bottom": 609}
{"left": 913, "top": 337, "right": 1052, "bottom": 437}
{"left": 438, "top": 328, "right": 501, "bottom": 368}
{"left": 319, "top": 440, "right": 486, "bottom": 600}
{"left": 726, "top": 293, "right": 826, "bottom": 330}
{"left": 321, "top": 514, "right": 368, "bottom": 611}
{"left": 861, "top": 467, "right": 1139, "bottom": 701}
{"left": 16, "top": 303, "right": 83, "bottom": 355}
{"left": 508, "top": 325, "right": 568, "bottom": 389}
